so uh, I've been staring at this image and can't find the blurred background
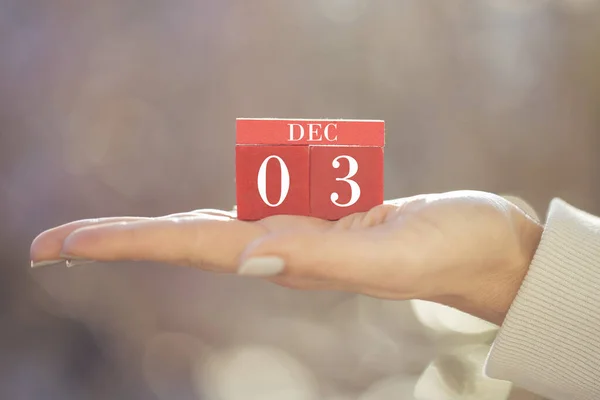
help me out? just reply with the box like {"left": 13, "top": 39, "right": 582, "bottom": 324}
{"left": 1, "top": 0, "right": 599, "bottom": 399}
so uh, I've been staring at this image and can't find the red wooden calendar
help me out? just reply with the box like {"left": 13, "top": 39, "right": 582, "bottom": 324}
{"left": 236, "top": 118, "right": 385, "bottom": 221}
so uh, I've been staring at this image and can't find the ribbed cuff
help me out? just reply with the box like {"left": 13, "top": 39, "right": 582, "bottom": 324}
{"left": 485, "top": 199, "right": 600, "bottom": 400}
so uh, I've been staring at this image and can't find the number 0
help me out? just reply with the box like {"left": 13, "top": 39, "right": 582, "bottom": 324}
{"left": 257, "top": 156, "right": 290, "bottom": 207}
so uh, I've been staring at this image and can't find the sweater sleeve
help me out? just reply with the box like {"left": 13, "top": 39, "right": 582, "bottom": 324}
{"left": 485, "top": 198, "right": 600, "bottom": 400}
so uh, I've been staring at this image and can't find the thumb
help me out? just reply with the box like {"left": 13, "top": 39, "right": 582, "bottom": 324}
{"left": 500, "top": 194, "right": 540, "bottom": 222}
{"left": 237, "top": 229, "right": 385, "bottom": 284}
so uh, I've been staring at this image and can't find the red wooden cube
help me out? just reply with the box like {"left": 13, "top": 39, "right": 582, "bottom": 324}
{"left": 236, "top": 118, "right": 384, "bottom": 221}
{"left": 236, "top": 118, "right": 385, "bottom": 147}
{"left": 235, "top": 145, "right": 310, "bottom": 220}
{"left": 309, "top": 146, "right": 384, "bottom": 220}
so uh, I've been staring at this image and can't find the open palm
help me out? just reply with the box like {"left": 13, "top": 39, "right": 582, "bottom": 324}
{"left": 30, "top": 190, "right": 542, "bottom": 324}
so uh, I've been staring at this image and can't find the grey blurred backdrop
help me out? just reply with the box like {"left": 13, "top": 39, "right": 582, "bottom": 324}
{"left": 1, "top": 0, "right": 599, "bottom": 399}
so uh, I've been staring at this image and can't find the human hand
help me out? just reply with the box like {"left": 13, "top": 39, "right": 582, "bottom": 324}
{"left": 30, "top": 190, "right": 543, "bottom": 325}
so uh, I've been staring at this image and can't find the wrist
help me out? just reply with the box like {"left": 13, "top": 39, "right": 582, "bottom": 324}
{"left": 432, "top": 211, "right": 544, "bottom": 325}
{"left": 480, "top": 213, "right": 544, "bottom": 325}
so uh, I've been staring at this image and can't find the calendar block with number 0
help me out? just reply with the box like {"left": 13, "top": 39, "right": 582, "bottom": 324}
{"left": 236, "top": 118, "right": 385, "bottom": 221}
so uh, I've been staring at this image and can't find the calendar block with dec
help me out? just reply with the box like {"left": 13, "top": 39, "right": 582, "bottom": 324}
{"left": 236, "top": 118, "right": 385, "bottom": 221}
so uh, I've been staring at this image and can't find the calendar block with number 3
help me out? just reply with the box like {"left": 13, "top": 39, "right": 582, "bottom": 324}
{"left": 236, "top": 118, "right": 385, "bottom": 221}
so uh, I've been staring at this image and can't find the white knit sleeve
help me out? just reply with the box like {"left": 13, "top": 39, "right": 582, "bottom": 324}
{"left": 485, "top": 198, "right": 600, "bottom": 399}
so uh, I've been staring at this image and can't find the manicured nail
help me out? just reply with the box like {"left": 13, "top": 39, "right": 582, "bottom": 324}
{"left": 66, "top": 259, "right": 96, "bottom": 268}
{"left": 59, "top": 252, "right": 91, "bottom": 261}
{"left": 238, "top": 256, "right": 285, "bottom": 277}
{"left": 30, "top": 260, "right": 64, "bottom": 269}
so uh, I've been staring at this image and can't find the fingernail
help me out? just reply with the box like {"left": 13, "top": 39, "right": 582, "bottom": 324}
{"left": 30, "top": 260, "right": 64, "bottom": 269}
{"left": 66, "top": 259, "right": 96, "bottom": 268}
{"left": 238, "top": 256, "right": 285, "bottom": 277}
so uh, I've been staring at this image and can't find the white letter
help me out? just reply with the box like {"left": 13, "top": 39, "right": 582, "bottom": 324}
{"left": 307, "top": 124, "right": 323, "bottom": 141}
{"left": 257, "top": 156, "right": 290, "bottom": 207}
{"left": 323, "top": 123, "right": 338, "bottom": 141}
{"left": 330, "top": 155, "right": 360, "bottom": 207}
{"left": 288, "top": 124, "right": 304, "bottom": 142}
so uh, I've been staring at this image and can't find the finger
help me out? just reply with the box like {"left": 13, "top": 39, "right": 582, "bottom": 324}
{"left": 165, "top": 209, "right": 236, "bottom": 219}
{"left": 238, "top": 228, "right": 399, "bottom": 289}
{"left": 194, "top": 208, "right": 237, "bottom": 218}
{"left": 383, "top": 193, "right": 438, "bottom": 207}
{"left": 60, "top": 215, "right": 268, "bottom": 272}
{"left": 30, "top": 217, "right": 150, "bottom": 266}
{"left": 30, "top": 210, "right": 236, "bottom": 266}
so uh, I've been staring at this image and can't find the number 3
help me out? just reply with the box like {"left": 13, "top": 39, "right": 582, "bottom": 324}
{"left": 330, "top": 155, "right": 361, "bottom": 207}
